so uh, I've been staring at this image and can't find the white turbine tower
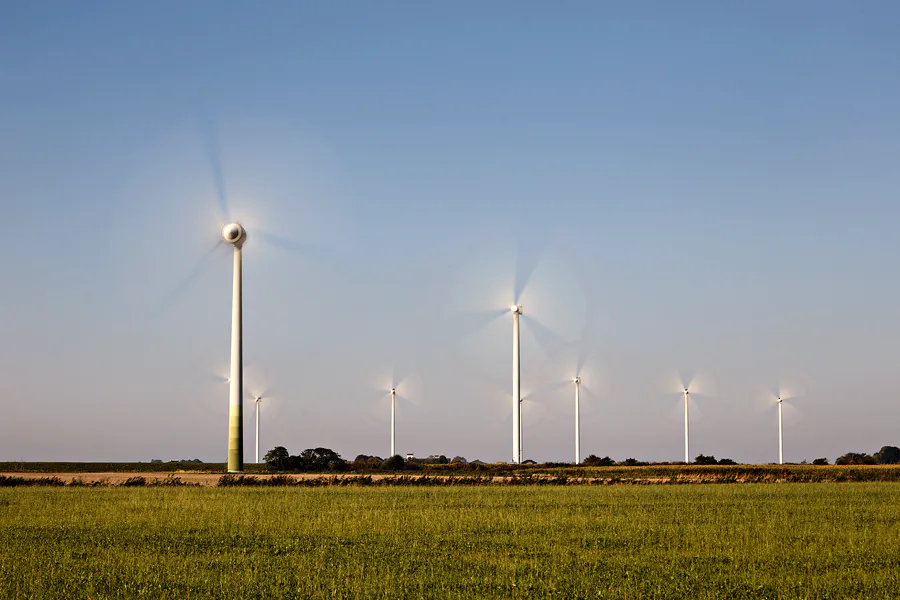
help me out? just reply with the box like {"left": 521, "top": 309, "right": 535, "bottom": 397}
{"left": 777, "top": 395, "right": 784, "bottom": 465}
{"left": 683, "top": 387, "right": 690, "bottom": 464}
{"left": 511, "top": 304, "right": 523, "bottom": 464}
{"left": 254, "top": 395, "right": 263, "bottom": 464}
{"left": 222, "top": 222, "right": 247, "bottom": 473}
{"left": 758, "top": 384, "right": 805, "bottom": 465}
{"left": 574, "top": 376, "right": 582, "bottom": 464}
{"left": 390, "top": 387, "right": 397, "bottom": 458}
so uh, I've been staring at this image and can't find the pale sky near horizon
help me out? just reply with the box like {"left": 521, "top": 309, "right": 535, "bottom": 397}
{"left": 1, "top": 2, "right": 899, "bottom": 464}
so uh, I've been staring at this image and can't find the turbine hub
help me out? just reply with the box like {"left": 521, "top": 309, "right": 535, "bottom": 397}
{"left": 222, "top": 222, "right": 247, "bottom": 246}
{"left": 510, "top": 304, "right": 522, "bottom": 315}
{"left": 574, "top": 377, "right": 581, "bottom": 384}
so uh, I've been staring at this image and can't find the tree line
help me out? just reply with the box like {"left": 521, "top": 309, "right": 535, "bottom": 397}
{"left": 262, "top": 445, "right": 900, "bottom": 471}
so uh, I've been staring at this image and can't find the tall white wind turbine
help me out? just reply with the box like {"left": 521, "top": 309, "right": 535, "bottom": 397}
{"left": 122, "top": 117, "right": 349, "bottom": 473}
{"left": 221, "top": 222, "right": 247, "bottom": 472}
{"left": 760, "top": 384, "right": 804, "bottom": 465}
{"left": 574, "top": 376, "right": 582, "bottom": 464}
{"left": 668, "top": 373, "right": 713, "bottom": 464}
{"left": 683, "top": 387, "right": 690, "bottom": 464}
{"left": 390, "top": 387, "right": 397, "bottom": 458}
{"left": 254, "top": 395, "right": 262, "bottom": 464}
{"left": 365, "top": 370, "right": 419, "bottom": 459}
{"left": 777, "top": 395, "right": 784, "bottom": 465}
{"left": 441, "top": 236, "right": 588, "bottom": 464}
{"left": 511, "top": 304, "right": 523, "bottom": 464}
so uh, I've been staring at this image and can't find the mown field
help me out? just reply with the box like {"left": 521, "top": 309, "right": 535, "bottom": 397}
{"left": 2, "top": 484, "right": 899, "bottom": 598}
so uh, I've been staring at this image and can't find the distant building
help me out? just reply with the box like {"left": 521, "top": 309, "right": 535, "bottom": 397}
{"left": 405, "top": 453, "right": 415, "bottom": 461}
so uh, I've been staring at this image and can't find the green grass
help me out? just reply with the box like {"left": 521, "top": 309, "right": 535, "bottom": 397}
{"left": 2, "top": 485, "right": 900, "bottom": 598}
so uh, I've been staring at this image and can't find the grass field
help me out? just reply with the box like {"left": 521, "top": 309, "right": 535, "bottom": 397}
{"left": 2, "top": 484, "right": 899, "bottom": 599}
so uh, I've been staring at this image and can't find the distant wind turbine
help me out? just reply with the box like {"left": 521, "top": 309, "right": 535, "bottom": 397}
{"left": 573, "top": 376, "right": 582, "bottom": 464}
{"left": 390, "top": 387, "right": 397, "bottom": 458}
{"left": 511, "top": 304, "right": 523, "bottom": 464}
{"left": 669, "top": 372, "right": 713, "bottom": 464}
{"left": 761, "top": 384, "right": 804, "bottom": 465}
{"left": 254, "top": 395, "right": 262, "bottom": 464}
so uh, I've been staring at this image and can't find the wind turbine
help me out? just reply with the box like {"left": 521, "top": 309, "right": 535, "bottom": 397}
{"left": 682, "top": 387, "right": 690, "bottom": 464}
{"left": 760, "top": 384, "right": 804, "bottom": 464}
{"left": 776, "top": 395, "right": 784, "bottom": 465}
{"left": 440, "top": 236, "right": 589, "bottom": 464}
{"left": 365, "top": 368, "right": 419, "bottom": 459}
{"left": 254, "top": 395, "right": 262, "bottom": 463}
{"left": 122, "top": 117, "right": 347, "bottom": 473}
{"left": 390, "top": 387, "right": 397, "bottom": 457}
{"left": 511, "top": 304, "right": 523, "bottom": 464}
{"left": 669, "top": 373, "right": 713, "bottom": 464}
{"left": 573, "top": 376, "right": 581, "bottom": 464}
{"left": 221, "top": 222, "right": 247, "bottom": 472}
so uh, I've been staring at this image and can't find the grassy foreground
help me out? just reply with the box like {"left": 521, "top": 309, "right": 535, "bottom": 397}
{"left": 2, "top": 485, "right": 899, "bottom": 599}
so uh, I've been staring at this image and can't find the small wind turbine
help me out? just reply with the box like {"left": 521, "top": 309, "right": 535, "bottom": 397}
{"left": 573, "top": 376, "right": 582, "bottom": 464}
{"left": 776, "top": 395, "right": 784, "bottom": 465}
{"left": 390, "top": 387, "right": 397, "bottom": 457}
{"left": 254, "top": 395, "right": 264, "bottom": 464}
{"left": 682, "top": 387, "right": 690, "bottom": 463}
{"left": 365, "top": 370, "right": 419, "bottom": 459}
{"left": 760, "top": 384, "right": 804, "bottom": 464}
{"left": 669, "top": 373, "right": 713, "bottom": 464}
{"left": 511, "top": 304, "right": 523, "bottom": 464}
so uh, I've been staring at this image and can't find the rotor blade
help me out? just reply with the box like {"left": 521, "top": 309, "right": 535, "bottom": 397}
{"left": 520, "top": 397, "right": 548, "bottom": 426}
{"left": 256, "top": 229, "right": 340, "bottom": 261}
{"left": 665, "top": 395, "right": 705, "bottom": 424}
{"left": 197, "top": 114, "right": 229, "bottom": 221}
{"left": 679, "top": 369, "right": 697, "bottom": 392}
{"left": 514, "top": 238, "right": 546, "bottom": 304}
{"left": 445, "top": 308, "right": 508, "bottom": 342}
{"left": 522, "top": 315, "right": 569, "bottom": 357}
{"left": 576, "top": 345, "right": 589, "bottom": 378}
{"left": 781, "top": 400, "right": 803, "bottom": 424}
{"left": 250, "top": 392, "right": 284, "bottom": 420}
{"left": 150, "top": 240, "right": 224, "bottom": 319}
{"left": 521, "top": 378, "right": 570, "bottom": 403}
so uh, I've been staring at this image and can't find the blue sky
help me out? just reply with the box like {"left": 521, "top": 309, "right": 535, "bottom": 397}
{"left": 1, "top": 2, "right": 899, "bottom": 464}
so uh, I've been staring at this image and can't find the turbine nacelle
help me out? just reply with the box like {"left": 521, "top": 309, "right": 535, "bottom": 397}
{"left": 574, "top": 376, "right": 582, "bottom": 385}
{"left": 510, "top": 304, "right": 523, "bottom": 315}
{"left": 222, "top": 222, "right": 247, "bottom": 247}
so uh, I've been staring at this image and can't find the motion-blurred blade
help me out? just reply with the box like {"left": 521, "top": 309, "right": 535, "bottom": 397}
{"left": 521, "top": 378, "right": 570, "bottom": 403}
{"left": 257, "top": 229, "right": 339, "bottom": 261}
{"left": 515, "top": 242, "right": 588, "bottom": 344}
{"left": 150, "top": 240, "right": 224, "bottom": 319}
{"left": 666, "top": 396, "right": 705, "bottom": 424}
{"left": 522, "top": 315, "right": 568, "bottom": 357}
{"left": 514, "top": 239, "right": 546, "bottom": 304}
{"left": 520, "top": 397, "right": 548, "bottom": 426}
{"left": 198, "top": 114, "right": 230, "bottom": 221}
{"left": 447, "top": 309, "right": 508, "bottom": 341}
{"left": 665, "top": 369, "right": 715, "bottom": 398}
{"left": 781, "top": 401, "right": 803, "bottom": 424}
{"left": 576, "top": 345, "right": 589, "bottom": 378}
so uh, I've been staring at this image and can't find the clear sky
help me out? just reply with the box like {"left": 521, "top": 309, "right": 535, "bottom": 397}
{"left": 2, "top": 2, "right": 899, "bottom": 464}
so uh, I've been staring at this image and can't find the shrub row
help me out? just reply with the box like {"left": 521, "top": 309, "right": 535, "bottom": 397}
{"left": 0, "top": 475, "right": 198, "bottom": 487}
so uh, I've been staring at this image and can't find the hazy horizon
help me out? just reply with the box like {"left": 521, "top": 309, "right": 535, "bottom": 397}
{"left": 2, "top": 2, "right": 899, "bottom": 465}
